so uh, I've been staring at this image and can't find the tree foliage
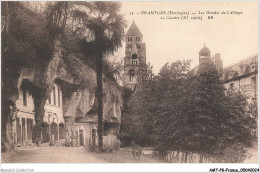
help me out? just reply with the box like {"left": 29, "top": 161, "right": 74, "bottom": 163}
{"left": 122, "top": 59, "right": 256, "bottom": 162}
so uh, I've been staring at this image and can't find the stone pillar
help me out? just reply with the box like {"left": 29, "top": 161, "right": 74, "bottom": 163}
{"left": 20, "top": 118, "right": 22, "bottom": 145}
{"left": 58, "top": 124, "right": 59, "bottom": 141}
{"left": 83, "top": 129, "right": 85, "bottom": 147}
{"left": 25, "top": 119, "right": 27, "bottom": 142}
{"left": 49, "top": 124, "right": 51, "bottom": 142}
{"left": 77, "top": 129, "right": 79, "bottom": 145}
{"left": 41, "top": 131, "right": 42, "bottom": 142}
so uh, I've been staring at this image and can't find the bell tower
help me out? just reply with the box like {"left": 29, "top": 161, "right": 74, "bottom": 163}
{"left": 123, "top": 21, "right": 146, "bottom": 90}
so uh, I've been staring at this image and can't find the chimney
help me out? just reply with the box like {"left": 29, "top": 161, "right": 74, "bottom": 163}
{"left": 215, "top": 53, "right": 223, "bottom": 74}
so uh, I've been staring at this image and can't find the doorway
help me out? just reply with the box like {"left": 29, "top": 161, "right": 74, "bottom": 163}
{"left": 92, "top": 129, "right": 97, "bottom": 146}
{"left": 51, "top": 122, "right": 58, "bottom": 142}
{"left": 79, "top": 130, "right": 84, "bottom": 146}
{"left": 27, "top": 118, "right": 33, "bottom": 143}
{"left": 16, "top": 118, "right": 21, "bottom": 146}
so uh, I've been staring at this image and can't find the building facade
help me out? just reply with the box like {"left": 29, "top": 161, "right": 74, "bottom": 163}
{"left": 190, "top": 45, "right": 258, "bottom": 121}
{"left": 63, "top": 82, "right": 122, "bottom": 149}
{"left": 123, "top": 21, "right": 147, "bottom": 90}
{"left": 12, "top": 81, "right": 66, "bottom": 147}
{"left": 13, "top": 86, "right": 35, "bottom": 147}
{"left": 222, "top": 54, "right": 258, "bottom": 106}
{"left": 42, "top": 82, "right": 66, "bottom": 144}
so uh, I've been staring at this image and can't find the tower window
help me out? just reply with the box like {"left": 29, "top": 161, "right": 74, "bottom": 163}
{"left": 132, "top": 59, "right": 138, "bottom": 65}
{"left": 136, "top": 37, "right": 140, "bottom": 41}
{"left": 129, "top": 70, "right": 135, "bottom": 81}
{"left": 132, "top": 54, "right": 138, "bottom": 65}
{"left": 127, "top": 44, "right": 132, "bottom": 48}
{"left": 137, "top": 44, "right": 141, "bottom": 49}
{"left": 23, "top": 90, "right": 27, "bottom": 106}
{"left": 128, "top": 37, "right": 132, "bottom": 41}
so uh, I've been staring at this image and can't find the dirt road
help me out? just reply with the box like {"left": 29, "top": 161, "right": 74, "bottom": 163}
{"left": 1, "top": 147, "right": 105, "bottom": 163}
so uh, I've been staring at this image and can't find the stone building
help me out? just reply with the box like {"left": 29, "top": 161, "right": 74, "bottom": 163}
{"left": 190, "top": 45, "right": 257, "bottom": 105}
{"left": 42, "top": 82, "right": 66, "bottom": 144}
{"left": 190, "top": 45, "right": 258, "bottom": 115}
{"left": 13, "top": 83, "right": 35, "bottom": 147}
{"left": 11, "top": 80, "right": 66, "bottom": 147}
{"left": 62, "top": 77, "right": 122, "bottom": 149}
{"left": 222, "top": 54, "right": 258, "bottom": 105}
{"left": 123, "top": 21, "right": 147, "bottom": 90}
{"left": 1, "top": 2, "right": 123, "bottom": 151}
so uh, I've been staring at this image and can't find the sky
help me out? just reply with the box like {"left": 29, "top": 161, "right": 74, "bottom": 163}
{"left": 119, "top": 1, "right": 258, "bottom": 75}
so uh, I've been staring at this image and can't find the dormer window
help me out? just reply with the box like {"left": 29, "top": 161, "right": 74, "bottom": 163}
{"left": 251, "top": 64, "right": 255, "bottom": 72}
{"left": 136, "top": 37, "right": 140, "bottom": 41}
{"left": 251, "top": 76, "right": 256, "bottom": 89}
{"left": 128, "top": 37, "right": 132, "bottom": 41}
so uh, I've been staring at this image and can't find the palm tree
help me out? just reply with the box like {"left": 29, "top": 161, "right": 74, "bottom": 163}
{"left": 70, "top": 2, "right": 126, "bottom": 151}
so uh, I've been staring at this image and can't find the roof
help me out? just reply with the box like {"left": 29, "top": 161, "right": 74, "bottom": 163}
{"left": 199, "top": 44, "right": 210, "bottom": 55}
{"left": 222, "top": 54, "right": 258, "bottom": 82}
{"left": 189, "top": 65, "right": 199, "bottom": 76}
{"left": 126, "top": 21, "right": 143, "bottom": 36}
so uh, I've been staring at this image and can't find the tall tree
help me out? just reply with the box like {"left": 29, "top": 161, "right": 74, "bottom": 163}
{"left": 70, "top": 2, "right": 126, "bottom": 150}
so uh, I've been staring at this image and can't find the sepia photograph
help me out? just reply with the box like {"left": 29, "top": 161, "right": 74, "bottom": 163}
{"left": 0, "top": 1, "right": 258, "bottom": 172}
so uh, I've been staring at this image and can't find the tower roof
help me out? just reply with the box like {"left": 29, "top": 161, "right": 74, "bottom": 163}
{"left": 199, "top": 44, "right": 210, "bottom": 55}
{"left": 126, "top": 21, "right": 143, "bottom": 36}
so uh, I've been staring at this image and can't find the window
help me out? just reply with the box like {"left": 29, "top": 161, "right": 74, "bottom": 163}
{"left": 251, "top": 64, "right": 255, "bottom": 72}
{"left": 132, "top": 59, "right": 138, "bottom": 65}
{"left": 137, "top": 44, "right": 141, "bottom": 49}
{"left": 129, "top": 70, "right": 135, "bottom": 81}
{"left": 127, "top": 44, "right": 132, "bottom": 48}
{"left": 132, "top": 54, "right": 138, "bottom": 65}
{"left": 229, "top": 83, "right": 234, "bottom": 89}
{"left": 23, "top": 90, "right": 27, "bottom": 106}
{"left": 251, "top": 76, "right": 256, "bottom": 89}
{"left": 58, "top": 88, "right": 61, "bottom": 107}
{"left": 136, "top": 37, "right": 140, "bottom": 41}
{"left": 49, "top": 97, "right": 51, "bottom": 104}
{"left": 53, "top": 87, "right": 56, "bottom": 105}
{"left": 128, "top": 37, "right": 132, "bottom": 41}
{"left": 113, "top": 102, "right": 117, "bottom": 118}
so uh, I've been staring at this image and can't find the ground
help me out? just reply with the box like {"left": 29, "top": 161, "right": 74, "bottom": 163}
{"left": 1, "top": 147, "right": 159, "bottom": 163}
{"left": 1, "top": 147, "right": 105, "bottom": 163}
{"left": 1, "top": 145, "right": 257, "bottom": 163}
{"left": 244, "top": 144, "right": 258, "bottom": 163}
